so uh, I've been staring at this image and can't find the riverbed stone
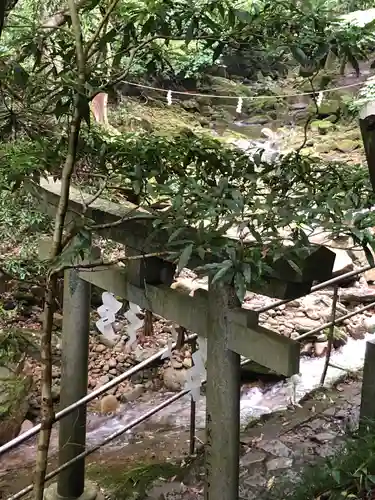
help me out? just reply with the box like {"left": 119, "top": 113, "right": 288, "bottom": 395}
{"left": 259, "top": 439, "right": 293, "bottom": 458}
{"left": 240, "top": 449, "right": 266, "bottom": 472}
{"left": 295, "top": 317, "right": 320, "bottom": 333}
{"left": 312, "top": 431, "right": 337, "bottom": 443}
{"left": 266, "top": 457, "right": 293, "bottom": 472}
{"left": 163, "top": 367, "right": 187, "bottom": 392}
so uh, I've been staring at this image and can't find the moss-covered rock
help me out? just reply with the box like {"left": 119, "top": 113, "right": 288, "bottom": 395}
{"left": 335, "top": 139, "right": 360, "bottom": 153}
{"left": 0, "top": 370, "right": 32, "bottom": 445}
{"left": 310, "top": 120, "right": 335, "bottom": 135}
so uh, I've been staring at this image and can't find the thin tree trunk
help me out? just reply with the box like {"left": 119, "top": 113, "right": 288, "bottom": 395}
{"left": 33, "top": 89, "right": 84, "bottom": 500}
{"left": 33, "top": 278, "right": 57, "bottom": 500}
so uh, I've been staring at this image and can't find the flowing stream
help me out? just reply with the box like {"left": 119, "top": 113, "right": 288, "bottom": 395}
{"left": 1, "top": 330, "right": 372, "bottom": 477}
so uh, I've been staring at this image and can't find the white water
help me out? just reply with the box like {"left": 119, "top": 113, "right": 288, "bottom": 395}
{"left": 0, "top": 330, "right": 372, "bottom": 472}
{"left": 85, "top": 331, "right": 374, "bottom": 448}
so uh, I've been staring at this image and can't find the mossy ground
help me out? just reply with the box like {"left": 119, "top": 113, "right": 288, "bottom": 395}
{"left": 87, "top": 458, "right": 188, "bottom": 499}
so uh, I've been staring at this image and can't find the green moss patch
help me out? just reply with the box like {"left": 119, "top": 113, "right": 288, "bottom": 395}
{"left": 87, "top": 460, "right": 182, "bottom": 499}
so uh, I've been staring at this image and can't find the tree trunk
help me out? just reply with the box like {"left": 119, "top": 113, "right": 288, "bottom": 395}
{"left": 32, "top": 278, "right": 57, "bottom": 500}
{"left": 33, "top": 108, "right": 82, "bottom": 500}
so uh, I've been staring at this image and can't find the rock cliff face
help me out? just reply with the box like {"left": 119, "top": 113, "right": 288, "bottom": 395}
{"left": 0, "top": 367, "right": 32, "bottom": 445}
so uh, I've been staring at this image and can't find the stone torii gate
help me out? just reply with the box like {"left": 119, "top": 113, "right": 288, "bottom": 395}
{"left": 30, "top": 177, "right": 337, "bottom": 500}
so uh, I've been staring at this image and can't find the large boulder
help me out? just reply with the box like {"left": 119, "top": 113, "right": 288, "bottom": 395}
{"left": 0, "top": 367, "right": 32, "bottom": 445}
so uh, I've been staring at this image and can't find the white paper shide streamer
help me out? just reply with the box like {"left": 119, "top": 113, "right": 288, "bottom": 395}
{"left": 125, "top": 302, "right": 144, "bottom": 350}
{"left": 185, "top": 336, "right": 207, "bottom": 402}
{"left": 96, "top": 292, "right": 123, "bottom": 341}
{"left": 236, "top": 96, "right": 243, "bottom": 114}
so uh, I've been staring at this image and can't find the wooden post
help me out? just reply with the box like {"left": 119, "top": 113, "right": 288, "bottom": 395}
{"left": 57, "top": 268, "right": 91, "bottom": 500}
{"left": 205, "top": 280, "right": 241, "bottom": 500}
{"left": 359, "top": 338, "right": 375, "bottom": 434}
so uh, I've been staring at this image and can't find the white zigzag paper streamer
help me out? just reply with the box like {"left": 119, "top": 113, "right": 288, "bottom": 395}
{"left": 96, "top": 292, "right": 122, "bottom": 341}
{"left": 125, "top": 302, "right": 144, "bottom": 350}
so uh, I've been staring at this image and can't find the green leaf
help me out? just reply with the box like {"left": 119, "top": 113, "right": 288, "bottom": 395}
{"left": 351, "top": 227, "right": 364, "bottom": 243}
{"left": 197, "top": 247, "right": 206, "bottom": 260}
{"left": 363, "top": 245, "right": 375, "bottom": 267}
{"left": 177, "top": 244, "right": 193, "bottom": 273}
{"left": 331, "top": 469, "right": 341, "bottom": 484}
{"left": 227, "top": 246, "right": 236, "bottom": 262}
{"left": 234, "top": 9, "right": 252, "bottom": 23}
{"left": 212, "top": 42, "right": 225, "bottom": 62}
{"left": 287, "top": 259, "right": 302, "bottom": 275}
{"left": 290, "top": 46, "right": 310, "bottom": 67}
{"left": 185, "top": 18, "right": 198, "bottom": 44}
{"left": 168, "top": 227, "right": 185, "bottom": 243}
{"left": 242, "top": 263, "right": 252, "bottom": 284}
{"left": 54, "top": 99, "right": 71, "bottom": 119}
{"left": 234, "top": 272, "right": 246, "bottom": 302}
{"left": 211, "top": 260, "right": 233, "bottom": 285}
{"left": 78, "top": 95, "right": 91, "bottom": 127}
{"left": 97, "top": 28, "right": 118, "bottom": 51}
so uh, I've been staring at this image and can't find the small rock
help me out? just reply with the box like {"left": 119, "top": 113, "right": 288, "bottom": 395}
{"left": 108, "top": 358, "right": 117, "bottom": 368}
{"left": 95, "top": 344, "right": 106, "bottom": 353}
{"left": 314, "top": 341, "right": 328, "bottom": 357}
{"left": 99, "top": 395, "right": 119, "bottom": 414}
{"left": 304, "top": 309, "right": 321, "bottom": 321}
{"left": 259, "top": 439, "right": 293, "bottom": 457}
{"left": 331, "top": 249, "right": 354, "bottom": 277}
{"left": 163, "top": 367, "right": 186, "bottom": 392}
{"left": 172, "top": 360, "right": 183, "bottom": 369}
{"left": 97, "top": 375, "right": 110, "bottom": 385}
{"left": 266, "top": 457, "right": 293, "bottom": 472}
{"left": 295, "top": 318, "right": 320, "bottom": 333}
{"left": 335, "top": 139, "right": 359, "bottom": 153}
{"left": 182, "top": 358, "right": 192, "bottom": 369}
{"left": 346, "top": 322, "right": 366, "bottom": 340}
{"left": 19, "top": 420, "right": 34, "bottom": 434}
{"left": 103, "top": 364, "right": 110, "bottom": 372}
{"left": 97, "top": 334, "right": 119, "bottom": 348}
{"left": 122, "top": 384, "right": 145, "bottom": 402}
{"left": 240, "top": 450, "right": 266, "bottom": 472}
{"left": 311, "top": 432, "right": 336, "bottom": 443}
{"left": 363, "top": 317, "right": 375, "bottom": 333}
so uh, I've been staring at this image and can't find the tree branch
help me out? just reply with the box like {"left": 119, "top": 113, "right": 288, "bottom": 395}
{"left": 85, "top": 0, "right": 121, "bottom": 60}
{"left": 58, "top": 251, "right": 170, "bottom": 273}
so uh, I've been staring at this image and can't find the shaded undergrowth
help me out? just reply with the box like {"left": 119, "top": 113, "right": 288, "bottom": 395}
{"left": 270, "top": 421, "right": 375, "bottom": 500}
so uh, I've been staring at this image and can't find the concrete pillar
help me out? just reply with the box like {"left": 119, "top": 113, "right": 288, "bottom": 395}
{"left": 57, "top": 268, "right": 91, "bottom": 500}
{"left": 204, "top": 280, "right": 241, "bottom": 500}
{"left": 359, "top": 338, "right": 375, "bottom": 434}
{"left": 359, "top": 101, "right": 375, "bottom": 193}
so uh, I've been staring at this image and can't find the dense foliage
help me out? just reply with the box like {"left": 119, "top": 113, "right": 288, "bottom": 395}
{"left": 0, "top": 0, "right": 375, "bottom": 301}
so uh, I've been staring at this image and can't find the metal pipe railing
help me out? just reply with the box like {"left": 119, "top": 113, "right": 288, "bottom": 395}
{"left": 295, "top": 299, "right": 375, "bottom": 341}
{"left": 8, "top": 389, "right": 191, "bottom": 500}
{"left": 0, "top": 333, "right": 197, "bottom": 456}
{"left": 257, "top": 264, "right": 373, "bottom": 313}
{"left": 8, "top": 358, "right": 250, "bottom": 500}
